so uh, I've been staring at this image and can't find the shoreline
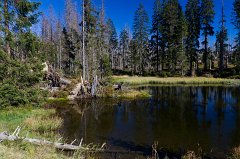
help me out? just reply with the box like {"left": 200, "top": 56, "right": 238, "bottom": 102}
{"left": 112, "top": 76, "right": 240, "bottom": 86}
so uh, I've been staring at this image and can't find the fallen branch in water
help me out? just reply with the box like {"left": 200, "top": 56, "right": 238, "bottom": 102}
{"left": 0, "top": 127, "right": 106, "bottom": 151}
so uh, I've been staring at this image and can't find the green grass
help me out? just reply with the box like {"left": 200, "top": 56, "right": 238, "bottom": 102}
{"left": 0, "top": 107, "right": 101, "bottom": 159}
{"left": 98, "top": 86, "right": 151, "bottom": 99}
{"left": 116, "top": 90, "right": 151, "bottom": 99}
{"left": 0, "top": 107, "right": 62, "bottom": 139}
{"left": 47, "top": 97, "right": 69, "bottom": 103}
{"left": 112, "top": 76, "right": 240, "bottom": 86}
{"left": 0, "top": 107, "right": 69, "bottom": 159}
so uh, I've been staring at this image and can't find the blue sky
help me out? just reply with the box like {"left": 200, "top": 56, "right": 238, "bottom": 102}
{"left": 34, "top": 0, "right": 237, "bottom": 47}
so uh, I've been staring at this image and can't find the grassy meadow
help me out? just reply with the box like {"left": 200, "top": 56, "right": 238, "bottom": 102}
{"left": 112, "top": 76, "right": 240, "bottom": 86}
{"left": 0, "top": 107, "right": 67, "bottom": 159}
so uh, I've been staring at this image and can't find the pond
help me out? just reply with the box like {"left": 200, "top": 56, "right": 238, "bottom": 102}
{"left": 54, "top": 86, "right": 240, "bottom": 158}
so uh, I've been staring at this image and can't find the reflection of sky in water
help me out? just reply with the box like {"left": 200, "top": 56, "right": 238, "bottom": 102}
{"left": 57, "top": 86, "right": 240, "bottom": 158}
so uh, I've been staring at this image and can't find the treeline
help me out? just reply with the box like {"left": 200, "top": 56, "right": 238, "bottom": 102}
{"left": 41, "top": 0, "right": 112, "bottom": 80}
{"left": 0, "top": 0, "right": 239, "bottom": 107}
{"left": 40, "top": 0, "right": 240, "bottom": 78}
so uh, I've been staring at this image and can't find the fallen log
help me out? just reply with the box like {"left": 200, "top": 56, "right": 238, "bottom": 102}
{"left": 68, "top": 83, "right": 82, "bottom": 100}
{"left": 0, "top": 127, "right": 106, "bottom": 152}
{"left": 60, "top": 78, "right": 71, "bottom": 85}
{"left": 68, "top": 77, "right": 88, "bottom": 100}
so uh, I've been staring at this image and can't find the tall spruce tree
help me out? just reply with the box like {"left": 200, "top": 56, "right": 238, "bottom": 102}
{"left": 151, "top": 0, "right": 162, "bottom": 72}
{"left": 218, "top": 1, "right": 228, "bottom": 70}
{"left": 201, "top": 0, "right": 215, "bottom": 70}
{"left": 232, "top": 0, "right": 240, "bottom": 68}
{"left": 83, "top": 0, "right": 98, "bottom": 80}
{"left": 62, "top": 27, "right": 76, "bottom": 75}
{"left": 119, "top": 27, "right": 130, "bottom": 70}
{"left": 106, "top": 19, "right": 118, "bottom": 69}
{"left": 133, "top": 3, "right": 149, "bottom": 75}
{"left": 161, "top": 0, "right": 186, "bottom": 72}
{"left": 1, "top": 0, "right": 13, "bottom": 55}
{"left": 185, "top": 0, "right": 201, "bottom": 76}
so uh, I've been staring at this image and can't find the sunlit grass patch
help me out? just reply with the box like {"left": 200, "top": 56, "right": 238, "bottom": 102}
{"left": 0, "top": 107, "right": 67, "bottom": 158}
{"left": 117, "top": 90, "right": 151, "bottom": 99}
{"left": 23, "top": 111, "right": 62, "bottom": 133}
{"left": 112, "top": 76, "right": 240, "bottom": 86}
{"left": 0, "top": 143, "right": 69, "bottom": 159}
{"left": 98, "top": 86, "right": 151, "bottom": 99}
{"left": 228, "top": 146, "right": 240, "bottom": 159}
{"left": 0, "top": 107, "right": 62, "bottom": 140}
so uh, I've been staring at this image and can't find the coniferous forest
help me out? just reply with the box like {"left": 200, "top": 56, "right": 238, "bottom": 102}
{"left": 0, "top": 0, "right": 240, "bottom": 107}
{"left": 0, "top": 0, "right": 239, "bottom": 104}
{"left": 2, "top": 0, "right": 240, "bottom": 158}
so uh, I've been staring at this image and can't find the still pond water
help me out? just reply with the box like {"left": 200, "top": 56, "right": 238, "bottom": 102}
{"left": 55, "top": 86, "right": 240, "bottom": 158}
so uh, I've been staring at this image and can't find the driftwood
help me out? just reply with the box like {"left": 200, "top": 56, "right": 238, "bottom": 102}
{"left": 43, "top": 62, "right": 72, "bottom": 88}
{"left": 68, "top": 83, "right": 82, "bottom": 100}
{"left": 68, "top": 77, "right": 85, "bottom": 100}
{"left": 91, "top": 75, "right": 98, "bottom": 97}
{"left": 60, "top": 78, "right": 71, "bottom": 85}
{"left": 68, "top": 76, "right": 99, "bottom": 100}
{"left": 0, "top": 127, "right": 106, "bottom": 151}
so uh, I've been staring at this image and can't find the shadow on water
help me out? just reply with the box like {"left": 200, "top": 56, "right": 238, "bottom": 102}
{"left": 52, "top": 86, "right": 240, "bottom": 159}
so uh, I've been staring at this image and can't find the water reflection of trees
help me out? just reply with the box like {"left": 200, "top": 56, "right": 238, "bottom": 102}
{"left": 57, "top": 99, "right": 119, "bottom": 143}
{"left": 55, "top": 86, "right": 240, "bottom": 157}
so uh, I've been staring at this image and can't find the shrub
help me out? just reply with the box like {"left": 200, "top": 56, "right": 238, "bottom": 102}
{"left": 0, "top": 83, "right": 28, "bottom": 108}
{"left": 0, "top": 50, "right": 47, "bottom": 108}
{"left": 52, "top": 90, "right": 68, "bottom": 98}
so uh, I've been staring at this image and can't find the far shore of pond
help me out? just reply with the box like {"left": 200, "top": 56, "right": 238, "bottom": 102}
{"left": 112, "top": 76, "right": 240, "bottom": 86}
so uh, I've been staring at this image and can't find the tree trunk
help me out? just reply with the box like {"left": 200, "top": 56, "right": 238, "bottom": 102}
{"left": 82, "top": 0, "right": 86, "bottom": 80}
{"left": 4, "top": 0, "right": 10, "bottom": 56}
{"left": 204, "top": 34, "right": 208, "bottom": 71}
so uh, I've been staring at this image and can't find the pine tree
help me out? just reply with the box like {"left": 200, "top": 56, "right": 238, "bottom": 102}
{"left": 161, "top": 0, "right": 186, "bottom": 72}
{"left": 97, "top": 0, "right": 110, "bottom": 79}
{"left": 133, "top": 3, "right": 149, "bottom": 75}
{"left": 106, "top": 19, "right": 118, "bottom": 69}
{"left": 232, "top": 0, "right": 240, "bottom": 68}
{"left": 1, "top": 0, "right": 14, "bottom": 56}
{"left": 119, "top": 27, "right": 130, "bottom": 70}
{"left": 64, "top": 0, "right": 79, "bottom": 75}
{"left": 83, "top": 0, "right": 98, "bottom": 80}
{"left": 185, "top": 0, "right": 201, "bottom": 76}
{"left": 217, "top": 1, "right": 228, "bottom": 70}
{"left": 129, "top": 39, "right": 138, "bottom": 74}
{"left": 62, "top": 27, "right": 76, "bottom": 75}
{"left": 151, "top": 0, "right": 162, "bottom": 72}
{"left": 201, "top": 0, "right": 215, "bottom": 70}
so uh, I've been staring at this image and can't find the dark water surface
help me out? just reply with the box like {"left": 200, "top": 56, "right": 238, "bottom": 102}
{"left": 55, "top": 86, "right": 240, "bottom": 158}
